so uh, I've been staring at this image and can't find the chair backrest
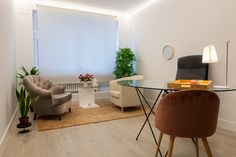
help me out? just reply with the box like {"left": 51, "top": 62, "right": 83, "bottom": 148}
{"left": 23, "top": 75, "right": 53, "bottom": 97}
{"left": 155, "top": 90, "right": 220, "bottom": 138}
{"left": 176, "top": 55, "right": 209, "bottom": 80}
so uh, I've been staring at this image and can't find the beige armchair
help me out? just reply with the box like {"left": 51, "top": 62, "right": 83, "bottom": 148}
{"left": 109, "top": 75, "right": 144, "bottom": 112}
{"left": 23, "top": 75, "right": 72, "bottom": 120}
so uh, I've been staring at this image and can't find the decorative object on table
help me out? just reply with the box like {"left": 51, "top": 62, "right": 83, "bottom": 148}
{"left": 78, "top": 74, "right": 94, "bottom": 82}
{"left": 154, "top": 90, "right": 220, "bottom": 157}
{"left": 113, "top": 48, "right": 136, "bottom": 79}
{"left": 202, "top": 41, "right": 230, "bottom": 88}
{"left": 78, "top": 74, "right": 96, "bottom": 88}
{"left": 109, "top": 75, "right": 144, "bottom": 112}
{"left": 16, "top": 87, "right": 39, "bottom": 133}
{"left": 162, "top": 45, "right": 174, "bottom": 60}
{"left": 23, "top": 75, "right": 72, "bottom": 120}
{"left": 167, "top": 80, "right": 212, "bottom": 90}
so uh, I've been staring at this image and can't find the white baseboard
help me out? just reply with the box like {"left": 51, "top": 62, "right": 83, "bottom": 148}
{"left": 218, "top": 118, "right": 236, "bottom": 132}
{"left": 0, "top": 107, "right": 18, "bottom": 154}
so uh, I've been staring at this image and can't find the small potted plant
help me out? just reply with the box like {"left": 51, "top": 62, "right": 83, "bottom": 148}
{"left": 78, "top": 74, "right": 95, "bottom": 88}
{"left": 16, "top": 87, "right": 39, "bottom": 124}
{"left": 79, "top": 74, "right": 94, "bottom": 82}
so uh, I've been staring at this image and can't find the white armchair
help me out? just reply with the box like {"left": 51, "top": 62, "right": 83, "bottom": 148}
{"left": 109, "top": 75, "right": 144, "bottom": 112}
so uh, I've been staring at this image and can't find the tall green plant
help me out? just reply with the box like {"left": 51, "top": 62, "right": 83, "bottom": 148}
{"left": 17, "top": 66, "right": 39, "bottom": 85}
{"left": 113, "top": 48, "right": 136, "bottom": 79}
{"left": 17, "top": 66, "right": 39, "bottom": 80}
{"left": 16, "top": 87, "right": 39, "bottom": 117}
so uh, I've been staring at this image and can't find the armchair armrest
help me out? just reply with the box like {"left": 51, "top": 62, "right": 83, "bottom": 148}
{"left": 51, "top": 85, "right": 66, "bottom": 95}
{"left": 52, "top": 93, "right": 72, "bottom": 105}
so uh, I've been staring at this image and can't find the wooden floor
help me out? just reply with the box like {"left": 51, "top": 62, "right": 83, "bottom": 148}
{"left": 1, "top": 111, "right": 236, "bottom": 157}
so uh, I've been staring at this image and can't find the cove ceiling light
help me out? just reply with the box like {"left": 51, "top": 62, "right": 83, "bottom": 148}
{"left": 36, "top": 0, "right": 123, "bottom": 17}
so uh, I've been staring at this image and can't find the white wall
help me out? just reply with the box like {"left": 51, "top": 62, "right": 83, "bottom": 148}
{"left": 15, "top": 0, "right": 35, "bottom": 71}
{"left": 128, "top": 0, "right": 236, "bottom": 131}
{"left": 118, "top": 16, "right": 131, "bottom": 48}
{"left": 0, "top": 0, "right": 17, "bottom": 146}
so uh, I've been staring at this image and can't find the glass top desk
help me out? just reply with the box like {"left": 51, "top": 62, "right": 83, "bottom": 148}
{"left": 118, "top": 79, "right": 236, "bottom": 146}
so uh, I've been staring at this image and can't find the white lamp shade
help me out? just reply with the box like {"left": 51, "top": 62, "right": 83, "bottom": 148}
{"left": 202, "top": 45, "right": 218, "bottom": 63}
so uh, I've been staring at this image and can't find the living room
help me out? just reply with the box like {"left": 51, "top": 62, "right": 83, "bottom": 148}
{"left": 1, "top": 0, "right": 236, "bottom": 156}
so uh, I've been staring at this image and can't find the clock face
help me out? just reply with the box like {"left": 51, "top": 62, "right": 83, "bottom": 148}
{"left": 162, "top": 45, "right": 174, "bottom": 60}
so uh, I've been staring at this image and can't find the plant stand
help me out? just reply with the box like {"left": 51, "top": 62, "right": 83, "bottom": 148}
{"left": 16, "top": 122, "right": 32, "bottom": 133}
{"left": 78, "top": 81, "right": 99, "bottom": 109}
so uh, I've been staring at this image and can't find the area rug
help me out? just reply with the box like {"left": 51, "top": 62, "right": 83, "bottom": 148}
{"left": 37, "top": 103, "right": 144, "bottom": 131}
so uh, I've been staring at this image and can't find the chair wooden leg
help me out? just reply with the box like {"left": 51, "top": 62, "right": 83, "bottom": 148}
{"left": 195, "top": 138, "right": 199, "bottom": 157}
{"left": 69, "top": 108, "right": 71, "bottom": 113}
{"left": 167, "top": 136, "right": 175, "bottom": 157}
{"left": 155, "top": 132, "right": 163, "bottom": 157}
{"left": 202, "top": 138, "right": 213, "bottom": 157}
{"left": 33, "top": 113, "right": 38, "bottom": 120}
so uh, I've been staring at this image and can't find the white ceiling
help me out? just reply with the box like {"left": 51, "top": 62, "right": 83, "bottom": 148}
{"left": 49, "top": 0, "right": 147, "bottom": 13}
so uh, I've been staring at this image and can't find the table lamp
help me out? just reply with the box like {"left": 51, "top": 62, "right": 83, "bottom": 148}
{"left": 202, "top": 45, "right": 218, "bottom": 63}
{"left": 202, "top": 41, "right": 230, "bottom": 88}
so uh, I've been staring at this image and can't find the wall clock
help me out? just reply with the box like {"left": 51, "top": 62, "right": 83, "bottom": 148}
{"left": 162, "top": 45, "right": 174, "bottom": 60}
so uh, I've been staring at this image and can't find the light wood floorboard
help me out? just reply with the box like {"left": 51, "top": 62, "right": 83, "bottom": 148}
{"left": 1, "top": 110, "right": 236, "bottom": 157}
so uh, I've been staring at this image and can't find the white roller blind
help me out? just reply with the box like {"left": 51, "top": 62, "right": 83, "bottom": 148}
{"left": 37, "top": 6, "right": 118, "bottom": 81}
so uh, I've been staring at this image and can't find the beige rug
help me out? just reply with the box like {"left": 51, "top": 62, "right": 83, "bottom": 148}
{"left": 37, "top": 103, "right": 144, "bottom": 131}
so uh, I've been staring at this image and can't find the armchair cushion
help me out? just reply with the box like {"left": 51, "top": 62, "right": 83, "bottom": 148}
{"left": 110, "top": 91, "right": 120, "bottom": 98}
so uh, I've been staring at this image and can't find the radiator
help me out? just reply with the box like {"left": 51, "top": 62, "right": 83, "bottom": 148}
{"left": 54, "top": 82, "right": 79, "bottom": 93}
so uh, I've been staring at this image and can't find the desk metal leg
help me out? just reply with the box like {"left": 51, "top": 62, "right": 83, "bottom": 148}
{"left": 135, "top": 89, "right": 163, "bottom": 142}
{"left": 135, "top": 88, "right": 163, "bottom": 157}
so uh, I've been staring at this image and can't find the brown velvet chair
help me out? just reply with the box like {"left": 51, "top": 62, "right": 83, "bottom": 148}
{"left": 155, "top": 90, "right": 220, "bottom": 157}
{"left": 23, "top": 75, "right": 72, "bottom": 120}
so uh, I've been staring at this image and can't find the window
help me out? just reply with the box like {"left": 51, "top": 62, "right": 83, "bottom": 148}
{"left": 35, "top": 6, "right": 118, "bottom": 81}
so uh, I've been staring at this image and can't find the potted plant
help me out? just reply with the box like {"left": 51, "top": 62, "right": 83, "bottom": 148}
{"left": 78, "top": 74, "right": 94, "bottom": 82}
{"left": 16, "top": 87, "right": 39, "bottom": 124}
{"left": 17, "top": 66, "right": 39, "bottom": 85}
{"left": 113, "top": 48, "right": 136, "bottom": 79}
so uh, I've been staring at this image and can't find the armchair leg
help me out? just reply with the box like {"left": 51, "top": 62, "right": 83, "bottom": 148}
{"left": 202, "top": 138, "right": 213, "bottom": 157}
{"left": 69, "top": 108, "right": 71, "bottom": 113}
{"left": 58, "top": 115, "right": 61, "bottom": 120}
{"left": 167, "top": 136, "right": 175, "bottom": 157}
{"left": 33, "top": 113, "right": 38, "bottom": 120}
{"left": 195, "top": 138, "right": 199, "bottom": 157}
